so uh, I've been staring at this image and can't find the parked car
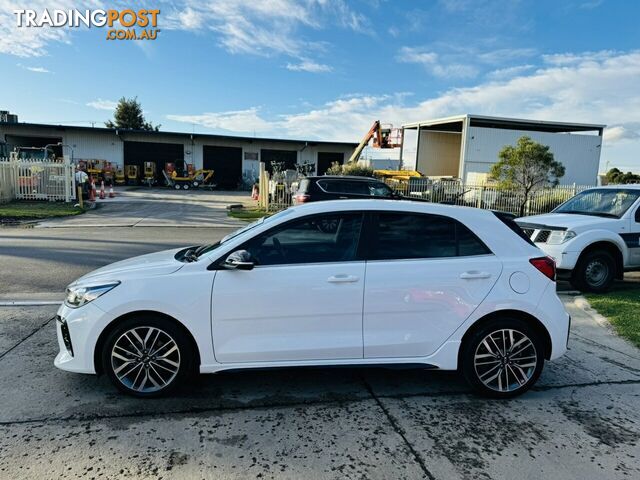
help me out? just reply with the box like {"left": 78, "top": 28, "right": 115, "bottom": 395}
{"left": 293, "top": 175, "right": 399, "bottom": 204}
{"left": 56, "top": 200, "right": 569, "bottom": 398}
{"left": 517, "top": 185, "right": 640, "bottom": 292}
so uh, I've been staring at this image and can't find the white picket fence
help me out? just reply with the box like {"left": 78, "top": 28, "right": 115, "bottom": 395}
{"left": 0, "top": 157, "right": 76, "bottom": 203}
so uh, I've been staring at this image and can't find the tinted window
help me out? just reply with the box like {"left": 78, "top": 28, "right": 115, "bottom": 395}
{"left": 635, "top": 206, "right": 640, "bottom": 223}
{"left": 242, "top": 213, "right": 363, "bottom": 266}
{"left": 370, "top": 213, "right": 490, "bottom": 260}
{"left": 368, "top": 181, "right": 393, "bottom": 197}
{"left": 318, "top": 179, "right": 370, "bottom": 195}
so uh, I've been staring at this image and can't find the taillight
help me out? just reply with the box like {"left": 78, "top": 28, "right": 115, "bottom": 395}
{"left": 529, "top": 256, "right": 556, "bottom": 281}
{"left": 294, "top": 194, "right": 310, "bottom": 204}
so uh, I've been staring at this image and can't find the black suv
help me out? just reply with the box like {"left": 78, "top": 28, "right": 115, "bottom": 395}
{"left": 293, "top": 176, "right": 399, "bottom": 204}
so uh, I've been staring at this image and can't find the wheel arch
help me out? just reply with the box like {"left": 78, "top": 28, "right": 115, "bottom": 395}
{"left": 576, "top": 241, "right": 624, "bottom": 279}
{"left": 459, "top": 309, "right": 553, "bottom": 364}
{"left": 93, "top": 310, "right": 201, "bottom": 375}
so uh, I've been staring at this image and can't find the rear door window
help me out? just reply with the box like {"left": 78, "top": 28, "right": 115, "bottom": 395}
{"left": 369, "top": 212, "right": 491, "bottom": 260}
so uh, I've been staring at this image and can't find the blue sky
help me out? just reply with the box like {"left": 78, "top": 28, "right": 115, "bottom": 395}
{"left": 1, "top": 0, "right": 639, "bottom": 170}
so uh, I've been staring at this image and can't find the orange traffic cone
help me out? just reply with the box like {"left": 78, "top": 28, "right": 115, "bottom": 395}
{"left": 89, "top": 179, "right": 96, "bottom": 201}
{"left": 109, "top": 185, "right": 115, "bottom": 198}
{"left": 99, "top": 181, "right": 106, "bottom": 199}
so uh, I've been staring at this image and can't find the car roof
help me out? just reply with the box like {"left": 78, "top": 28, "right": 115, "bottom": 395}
{"left": 304, "top": 175, "right": 385, "bottom": 182}
{"left": 286, "top": 198, "right": 496, "bottom": 219}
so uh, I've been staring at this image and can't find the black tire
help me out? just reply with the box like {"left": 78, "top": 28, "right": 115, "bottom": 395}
{"left": 570, "top": 249, "right": 615, "bottom": 293}
{"left": 461, "top": 317, "right": 545, "bottom": 399}
{"left": 101, "top": 315, "right": 194, "bottom": 398}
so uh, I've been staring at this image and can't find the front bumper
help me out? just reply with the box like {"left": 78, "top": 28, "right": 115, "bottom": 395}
{"left": 54, "top": 302, "right": 107, "bottom": 374}
{"left": 535, "top": 243, "right": 581, "bottom": 271}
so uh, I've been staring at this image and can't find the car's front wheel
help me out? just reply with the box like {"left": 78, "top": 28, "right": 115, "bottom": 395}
{"left": 101, "top": 315, "right": 193, "bottom": 397}
{"left": 461, "top": 318, "right": 544, "bottom": 398}
{"left": 571, "top": 249, "right": 615, "bottom": 293}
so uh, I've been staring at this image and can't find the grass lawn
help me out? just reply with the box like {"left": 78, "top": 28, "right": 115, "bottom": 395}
{"left": 0, "top": 201, "right": 85, "bottom": 221}
{"left": 586, "top": 285, "right": 640, "bottom": 348}
{"left": 228, "top": 208, "right": 269, "bottom": 221}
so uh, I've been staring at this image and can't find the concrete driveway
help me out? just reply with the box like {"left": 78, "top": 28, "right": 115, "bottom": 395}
{"left": 0, "top": 296, "right": 638, "bottom": 479}
{"left": 37, "top": 188, "right": 252, "bottom": 228}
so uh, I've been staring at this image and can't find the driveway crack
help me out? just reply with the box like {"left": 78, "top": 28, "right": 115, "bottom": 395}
{"left": 362, "top": 378, "right": 437, "bottom": 480}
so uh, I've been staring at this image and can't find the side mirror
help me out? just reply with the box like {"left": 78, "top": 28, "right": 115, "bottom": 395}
{"left": 223, "top": 250, "right": 255, "bottom": 270}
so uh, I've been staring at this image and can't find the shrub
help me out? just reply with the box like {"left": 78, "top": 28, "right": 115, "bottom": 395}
{"left": 325, "top": 161, "right": 375, "bottom": 177}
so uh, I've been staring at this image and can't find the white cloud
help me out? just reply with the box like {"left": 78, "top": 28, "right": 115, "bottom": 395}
{"left": 397, "top": 47, "right": 478, "bottom": 78}
{"left": 86, "top": 99, "right": 118, "bottom": 111}
{"left": 168, "top": 50, "right": 640, "bottom": 169}
{"left": 486, "top": 65, "right": 535, "bottom": 80}
{"left": 286, "top": 60, "right": 332, "bottom": 73}
{"left": 0, "top": 0, "right": 102, "bottom": 57}
{"left": 167, "top": 108, "right": 273, "bottom": 134}
{"left": 604, "top": 125, "right": 640, "bottom": 143}
{"left": 398, "top": 45, "right": 536, "bottom": 79}
{"left": 165, "top": 0, "right": 365, "bottom": 63}
{"left": 17, "top": 63, "right": 51, "bottom": 73}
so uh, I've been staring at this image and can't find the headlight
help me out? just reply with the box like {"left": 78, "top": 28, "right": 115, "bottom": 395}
{"left": 65, "top": 282, "right": 120, "bottom": 308}
{"left": 546, "top": 230, "right": 576, "bottom": 245}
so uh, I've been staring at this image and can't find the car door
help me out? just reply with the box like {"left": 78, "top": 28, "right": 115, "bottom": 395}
{"left": 211, "top": 212, "right": 366, "bottom": 363}
{"left": 363, "top": 211, "right": 502, "bottom": 358}
{"left": 627, "top": 203, "right": 640, "bottom": 266}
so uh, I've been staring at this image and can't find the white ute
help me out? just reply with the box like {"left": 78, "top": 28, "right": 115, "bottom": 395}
{"left": 517, "top": 185, "right": 640, "bottom": 292}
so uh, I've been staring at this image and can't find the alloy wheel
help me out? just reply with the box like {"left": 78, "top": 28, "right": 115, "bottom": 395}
{"left": 110, "top": 326, "right": 181, "bottom": 393}
{"left": 473, "top": 329, "right": 538, "bottom": 393}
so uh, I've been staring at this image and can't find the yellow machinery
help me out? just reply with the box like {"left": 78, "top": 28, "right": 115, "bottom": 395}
{"left": 86, "top": 160, "right": 105, "bottom": 182}
{"left": 168, "top": 169, "right": 215, "bottom": 190}
{"left": 125, "top": 165, "right": 139, "bottom": 185}
{"left": 374, "top": 169, "right": 423, "bottom": 181}
{"left": 114, "top": 168, "right": 126, "bottom": 185}
{"left": 143, "top": 161, "right": 157, "bottom": 186}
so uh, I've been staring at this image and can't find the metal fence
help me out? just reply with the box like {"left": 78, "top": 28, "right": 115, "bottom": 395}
{"left": 387, "top": 178, "right": 593, "bottom": 216}
{"left": 257, "top": 165, "right": 594, "bottom": 216}
{"left": 0, "top": 157, "right": 76, "bottom": 203}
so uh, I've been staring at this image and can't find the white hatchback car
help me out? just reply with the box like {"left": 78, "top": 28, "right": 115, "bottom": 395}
{"left": 55, "top": 200, "right": 570, "bottom": 398}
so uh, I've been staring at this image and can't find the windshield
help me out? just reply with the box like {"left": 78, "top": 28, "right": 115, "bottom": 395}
{"left": 553, "top": 189, "right": 640, "bottom": 218}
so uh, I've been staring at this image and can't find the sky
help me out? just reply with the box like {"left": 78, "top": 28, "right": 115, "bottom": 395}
{"left": 0, "top": 0, "right": 639, "bottom": 171}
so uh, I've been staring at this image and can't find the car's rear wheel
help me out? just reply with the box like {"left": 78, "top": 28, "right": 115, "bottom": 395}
{"left": 101, "top": 315, "right": 193, "bottom": 397}
{"left": 461, "top": 318, "right": 544, "bottom": 398}
{"left": 571, "top": 250, "right": 615, "bottom": 293}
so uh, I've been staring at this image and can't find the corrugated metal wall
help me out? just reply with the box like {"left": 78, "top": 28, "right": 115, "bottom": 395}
{"left": 464, "top": 127, "right": 601, "bottom": 185}
{"left": 416, "top": 131, "right": 462, "bottom": 176}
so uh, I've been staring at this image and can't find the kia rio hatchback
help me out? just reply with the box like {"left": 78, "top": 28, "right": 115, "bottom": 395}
{"left": 55, "top": 200, "right": 570, "bottom": 398}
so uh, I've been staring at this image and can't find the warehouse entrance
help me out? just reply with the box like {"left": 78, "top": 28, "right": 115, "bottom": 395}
{"left": 203, "top": 145, "right": 242, "bottom": 189}
{"left": 261, "top": 149, "right": 297, "bottom": 173}
{"left": 317, "top": 152, "right": 344, "bottom": 175}
{"left": 123, "top": 141, "right": 184, "bottom": 183}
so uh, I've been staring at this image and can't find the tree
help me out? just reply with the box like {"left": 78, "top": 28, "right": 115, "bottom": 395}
{"left": 605, "top": 167, "right": 640, "bottom": 184}
{"left": 105, "top": 96, "right": 160, "bottom": 131}
{"left": 490, "top": 136, "right": 565, "bottom": 216}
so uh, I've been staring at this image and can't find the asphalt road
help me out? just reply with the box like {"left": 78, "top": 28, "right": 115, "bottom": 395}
{"left": 0, "top": 198, "right": 639, "bottom": 479}
{"left": 0, "top": 226, "right": 237, "bottom": 298}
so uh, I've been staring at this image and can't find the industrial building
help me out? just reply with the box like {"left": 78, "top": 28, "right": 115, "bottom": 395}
{"left": 0, "top": 120, "right": 355, "bottom": 188}
{"left": 401, "top": 115, "right": 605, "bottom": 185}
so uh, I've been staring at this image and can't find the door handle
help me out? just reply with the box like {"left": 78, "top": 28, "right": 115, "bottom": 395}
{"left": 327, "top": 274, "right": 359, "bottom": 283}
{"left": 459, "top": 271, "right": 492, "bottom": 280}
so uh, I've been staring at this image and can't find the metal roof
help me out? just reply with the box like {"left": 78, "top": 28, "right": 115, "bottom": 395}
{"left": 0, "top": 121, "right": 358, "bottom": 147}
{"left": 403, "top": 114, "right": 605, "bottom": 133}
